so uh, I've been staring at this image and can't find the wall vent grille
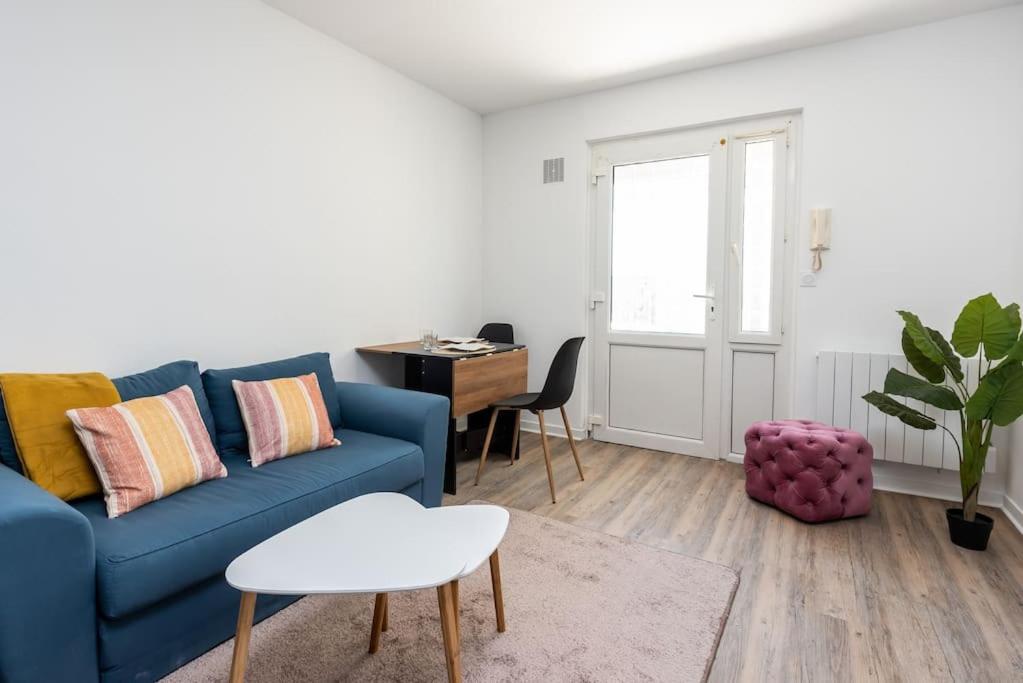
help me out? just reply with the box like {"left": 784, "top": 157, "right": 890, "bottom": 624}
{"left": 543, "top": 157, "right": 565, "bottom": 183}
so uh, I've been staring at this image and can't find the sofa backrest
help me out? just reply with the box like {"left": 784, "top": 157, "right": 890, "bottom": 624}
{"left": 112, "top": 360, "right": 219, "bottom": 451}
{"left": 0, "top": 359, "right": 219, "bottom": 475}
{"left": 201, "top": 352, "right": 339, "bottom": 455}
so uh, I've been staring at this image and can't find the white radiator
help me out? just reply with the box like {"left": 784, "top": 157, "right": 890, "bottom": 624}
{"left": 815, "top": 351, "right": 993, "bottom": 472}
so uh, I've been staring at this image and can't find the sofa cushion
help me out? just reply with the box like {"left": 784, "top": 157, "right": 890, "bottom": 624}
{"left": 72, "top": 428, "right": 423, "bottom": 619}
{"left": 234, "top": 374, "right": 339, "bottom": 466}
{"left": 0, "top": 372, "right": 120, "bottom": 500}
{"left": 201, "top": 353, "right": 340, "bottom": 454}
{"left": 112, "top": 360, "right": 219, "bottom": 451}
{"left": 68, "top": 385, "right": 227, "bottom": 519}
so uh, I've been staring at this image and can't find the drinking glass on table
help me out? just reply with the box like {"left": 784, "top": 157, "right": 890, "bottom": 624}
{"left": 420, "top": 329, "right": 437, "bottom": 350}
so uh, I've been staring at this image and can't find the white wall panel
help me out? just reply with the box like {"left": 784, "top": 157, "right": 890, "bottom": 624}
{"left": 731, "top": 352, "right": 776, "bottom": 453}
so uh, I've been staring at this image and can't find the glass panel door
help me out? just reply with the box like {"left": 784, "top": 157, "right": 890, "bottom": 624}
{"left": 591, "top": 115, "right": 795, "bottom": 461}
{"left": 590, "top": 126, "right": 727, "bottom": 459}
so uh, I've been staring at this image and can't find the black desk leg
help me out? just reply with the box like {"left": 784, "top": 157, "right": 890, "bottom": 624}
{"left": 444, "top": 417, "right": 458, "bottom": 496}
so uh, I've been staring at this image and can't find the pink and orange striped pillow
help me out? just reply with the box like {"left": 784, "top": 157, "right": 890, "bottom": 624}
{"left": 66, "top": 385, "right": 227, "bottom": 518}
{"left": 232, "top": 373, "right": 340, "bottom": 467}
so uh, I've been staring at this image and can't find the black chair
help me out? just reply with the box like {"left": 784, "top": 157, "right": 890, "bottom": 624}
{"left": 475, "top": 337, "right": 585, "bottom": 503}
{"left": 477, "top": 322, "right": 514, "bottom": 344}
{"left": 468, "top": 323, "right": 517, "bottom": 443}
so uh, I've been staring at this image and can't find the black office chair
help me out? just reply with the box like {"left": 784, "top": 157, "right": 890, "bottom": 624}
{"left": 477, "top": 322, "right": 514, "bottom": 344}
{"left": 475, "top": 337, "right": 585, "bottom": 503}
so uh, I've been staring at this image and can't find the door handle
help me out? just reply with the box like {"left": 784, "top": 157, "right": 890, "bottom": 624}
{"left": 694, "top": 291, "right": 717, "bottom": 321}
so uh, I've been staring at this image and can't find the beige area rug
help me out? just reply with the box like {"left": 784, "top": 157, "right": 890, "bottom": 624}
{"left": 165, "top": 504, "right": 739, "bottom": 682}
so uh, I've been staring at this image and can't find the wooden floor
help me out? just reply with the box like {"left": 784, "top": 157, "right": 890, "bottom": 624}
{"left": 446, "top": 432, "right": 1023, "bottom": 683}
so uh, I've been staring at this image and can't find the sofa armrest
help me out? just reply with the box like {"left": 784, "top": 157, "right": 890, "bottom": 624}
{"left": 336, "top": 382, "right": 449, "bottom": 507}
{"left": 0, "top": 466, "right": 98, "bottom": 683}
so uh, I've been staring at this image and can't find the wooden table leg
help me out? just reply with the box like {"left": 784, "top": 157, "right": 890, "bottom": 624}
{"left": 369, "top": 593, "right": 387, "bottom": 653}
{"left": 382, "top": 593, "right": 389, "bottom": 632}
{"left": 437, "top": 582, "right": 462, "bottom": 683}
{"left": 451, "top": 579, "right": 460, "bottom": 642}
{"left": 229, "top": 591, "right": 257, "bottom": 683}
{"left": 489, "top": 550, "right": 506, "bottom": 633}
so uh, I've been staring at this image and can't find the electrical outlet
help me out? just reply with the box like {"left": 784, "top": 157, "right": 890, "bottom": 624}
{"left": 800, "top": 270, "right": 817, "bottom": 287}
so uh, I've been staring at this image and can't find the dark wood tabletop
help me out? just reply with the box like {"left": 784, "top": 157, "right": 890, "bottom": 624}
{"left": 356, "top": 341, "right": 525, "bottom": 360}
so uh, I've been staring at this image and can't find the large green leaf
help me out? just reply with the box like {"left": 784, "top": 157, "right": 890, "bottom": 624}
{"left": 1004, "top": 303, "right": 1021, "bottom": 340}
{"left": 883, "top": 369, "right": 962, "bottom": 410}
{"left": 902, "top": 328, "right": 944, "bottom": 383}
{"left": 951, "top": 293, "right": 1016, "bottom": 360}
{"left": 898, "top": 311, "right": 946, "bottom": 366}
{"left": 927, "top": 327, "right": 964, "bottom": 383}
{"left": 994, "top": 304, "right": 1023, "bottom": 369}
{"left": 965, "top": 363, "right": 1023, "bottom": 426}
{"left": 1002, "top": 339, "right": 1023, "bottom": 364}
{"left": 862, "top": 391, "right": 938, "bottom": 430}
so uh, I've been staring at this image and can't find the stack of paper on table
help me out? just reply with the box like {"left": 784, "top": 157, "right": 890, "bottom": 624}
{"left": 436, "top": 342, "right": 496, "bottom": 352}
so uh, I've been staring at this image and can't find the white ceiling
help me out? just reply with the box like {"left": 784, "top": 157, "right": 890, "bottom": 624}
{"left": 264, "top": 0, "right": 1019, "bottom": 113}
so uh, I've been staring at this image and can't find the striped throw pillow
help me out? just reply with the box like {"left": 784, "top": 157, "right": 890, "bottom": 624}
{"left": 232, "top": 373, "right": 340, "bottom": 467}
{"left": 66, "top": 385, "right": 227, "bottom": 518}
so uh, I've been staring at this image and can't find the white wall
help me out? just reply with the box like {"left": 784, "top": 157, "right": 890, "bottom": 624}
{"left": 1008, "top": 233, "right": 1023, "bottom": 527}
{"left": 482, "top": 4, "right": 1023, "bottom": 490}
{"left": 0, "top": 0, "right": 482, "bottom": 383}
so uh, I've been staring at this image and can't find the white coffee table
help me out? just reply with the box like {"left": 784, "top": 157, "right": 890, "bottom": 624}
{"left": 225, "top": 492, "right": 509, "bottom": 683}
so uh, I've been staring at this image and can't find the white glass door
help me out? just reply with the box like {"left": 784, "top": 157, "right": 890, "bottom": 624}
{"left": 590, "top": 116, "right": 795, "bottom": 459}
{"left": 590, "top": 128, "right": 727, "bottom": 457}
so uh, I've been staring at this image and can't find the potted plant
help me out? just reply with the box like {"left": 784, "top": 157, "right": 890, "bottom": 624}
{"left": 863, "top": 293, "right": 1023, "bottom": 551}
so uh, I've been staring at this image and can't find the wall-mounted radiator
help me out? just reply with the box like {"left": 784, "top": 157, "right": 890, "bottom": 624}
{"left": 815, "top": 351, "right": 993, "bottom": 472}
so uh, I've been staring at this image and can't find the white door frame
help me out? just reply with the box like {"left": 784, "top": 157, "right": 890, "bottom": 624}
{"left": 587, "top": 112, "right": 800, "bottom": 461}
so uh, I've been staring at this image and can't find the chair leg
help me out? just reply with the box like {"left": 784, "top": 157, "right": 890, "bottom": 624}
{"left": 509, "top": 410, "right": 521, "bottom": 465}
{"left": 536, "top": 411, "right": 557, "bottom": 503}
{"left": 474, "top": 409, "right": 500, "bottom": 486}
{"left": 560, "top": 406, "right": 584, "bottom": 481}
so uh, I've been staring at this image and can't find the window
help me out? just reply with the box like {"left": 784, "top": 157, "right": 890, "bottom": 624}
{"left": 610, "top": 155, "right": 710, "bottom": 334}
{"left": 726, "top": 128, "right": 786, "bottom": 345}
{"left": 739, "top": 140, "right": 775, "bottom": 334}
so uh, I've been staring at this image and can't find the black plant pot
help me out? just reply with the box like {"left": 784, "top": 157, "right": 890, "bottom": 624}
{"left": 946, "top": 508, "right": 994, "bottom": 551}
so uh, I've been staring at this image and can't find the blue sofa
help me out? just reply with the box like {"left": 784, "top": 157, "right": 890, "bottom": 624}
{"left": 0, "top": 355, "right": 449, "bottom": 683}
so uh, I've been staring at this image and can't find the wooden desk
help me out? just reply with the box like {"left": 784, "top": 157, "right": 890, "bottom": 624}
{"left": 357, "top": 341, "right": 527, "bottom": 495}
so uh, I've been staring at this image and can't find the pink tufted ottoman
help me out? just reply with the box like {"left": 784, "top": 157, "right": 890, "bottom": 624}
{"left": 744, "top": 420, "right": 873, "bottom": 522}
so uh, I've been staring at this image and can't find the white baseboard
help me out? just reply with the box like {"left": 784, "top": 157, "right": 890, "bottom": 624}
{"left": 519, "top": 417, "right": 588, "bottom": 441}
{"left": 725, "top": 452, "right": 1012, "bottom": 515}
{"left": 1004, "top": 494, "right": 1023, "bottom": 536}
{"left": 869, "top": 468, "right": 1002, "bottom": 508}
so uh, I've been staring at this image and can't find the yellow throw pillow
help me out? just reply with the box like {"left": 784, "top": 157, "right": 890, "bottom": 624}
{"left": 0, "top": 372, "right": 120, "bottom": 500}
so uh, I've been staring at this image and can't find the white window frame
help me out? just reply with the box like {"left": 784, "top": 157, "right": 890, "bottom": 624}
{"left": 725, "top": 121, "right": 791, "bottom": 346}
